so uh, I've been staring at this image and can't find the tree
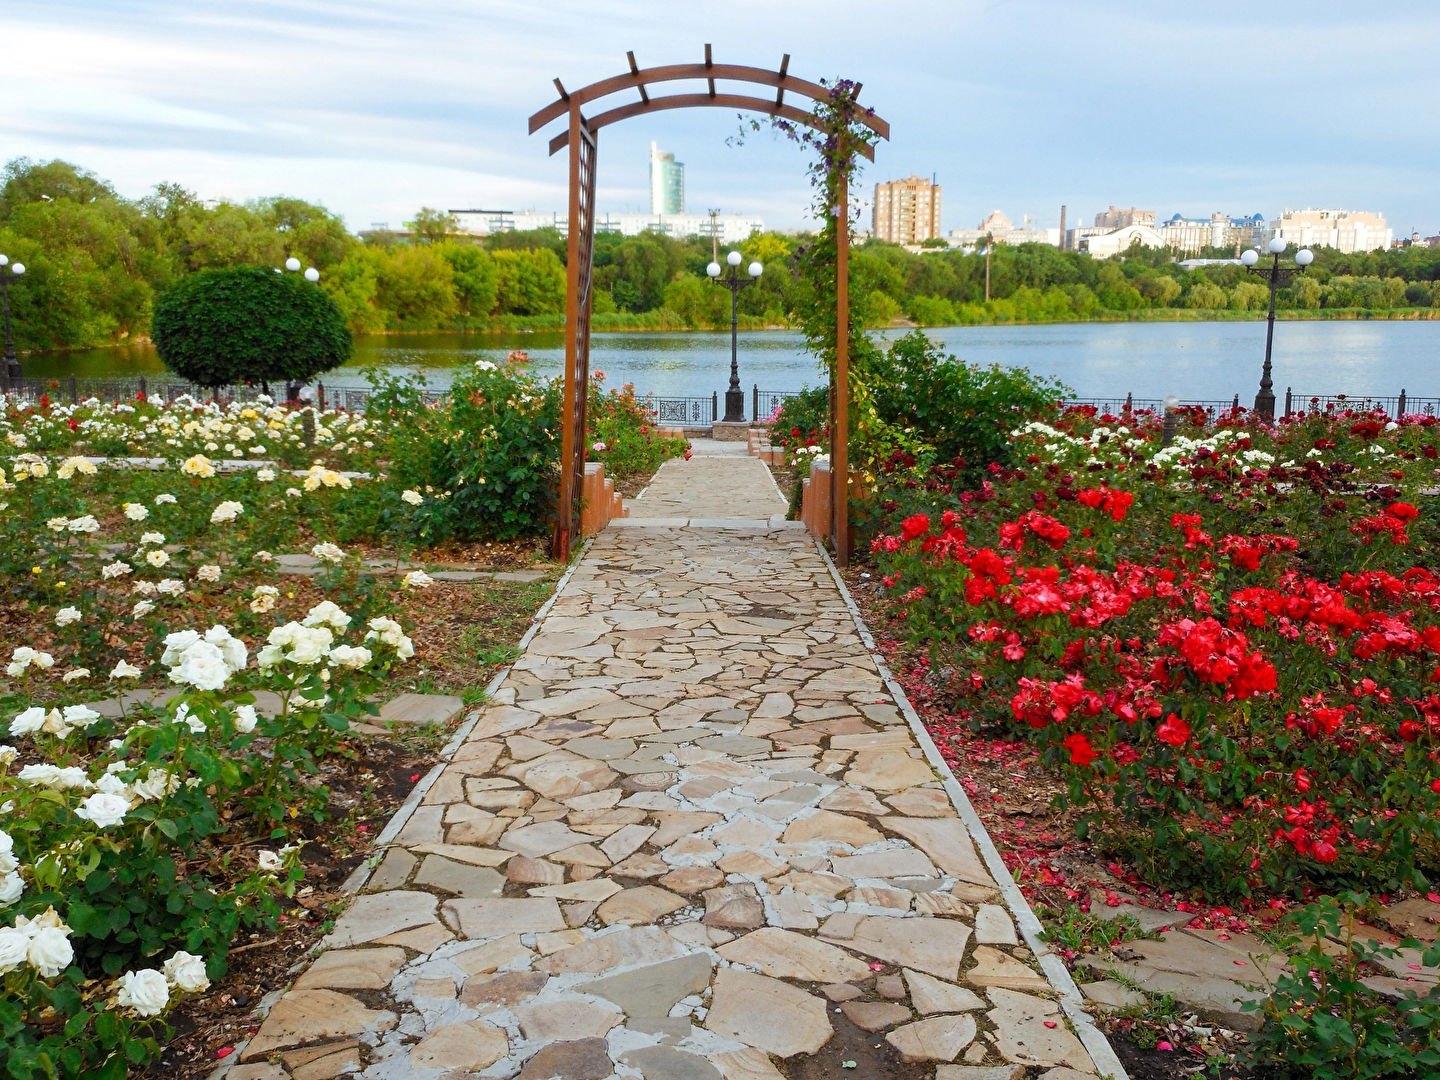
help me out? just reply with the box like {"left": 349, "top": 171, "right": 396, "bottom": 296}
{"left": 0, "top": 158, "right": 117, "bottom": 223}
{"left": 407, "top": 207, "right": 456, "bottom": 244}
{"left": 151, "top": 267, "right": 352, "bottom": 391}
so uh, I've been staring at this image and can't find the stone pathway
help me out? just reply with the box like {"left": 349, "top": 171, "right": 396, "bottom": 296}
{"left": 222, "top": 446, "right": 1126, "bottom": 1080}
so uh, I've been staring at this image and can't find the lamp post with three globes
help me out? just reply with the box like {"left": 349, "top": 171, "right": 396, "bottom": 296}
{"left": 1242, "top": 237, "right": 1314, "bottom": 420}
{"left": 706, "top": 250, "right": 763, "bottom": 423}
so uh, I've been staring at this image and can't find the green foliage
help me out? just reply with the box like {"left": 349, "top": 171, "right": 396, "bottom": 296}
{"left": 151, "top": 266, "right": 352, "bottom": 389}
{"left": 365, "top": 359, "right": 562, "bottom": 543}
{"left": 1246, "top": 894, "right": 1440, "bottom": 1078}
{"left": 586, "top": 377, "right": 688, "bottom": 480}
{"left": 864, "top": 330, "right": 1068, "bottom": 475}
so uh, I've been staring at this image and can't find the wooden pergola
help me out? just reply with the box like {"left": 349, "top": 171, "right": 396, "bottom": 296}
{"left": 529, "top": 46, "right": 889, "bottom": 564}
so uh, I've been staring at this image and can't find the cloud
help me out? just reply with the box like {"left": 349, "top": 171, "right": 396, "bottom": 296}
{"left": 5, "top": 0, "right": 1439, "bottom": 233}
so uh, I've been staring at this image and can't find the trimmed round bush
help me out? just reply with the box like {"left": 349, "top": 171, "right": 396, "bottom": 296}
{"left": 151, "top": 266, "right": 352, "bottom": 390}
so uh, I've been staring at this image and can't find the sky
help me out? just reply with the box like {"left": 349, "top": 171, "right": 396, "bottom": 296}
{"left": 5, "top": 0, "right": 1439, "bottom": 238}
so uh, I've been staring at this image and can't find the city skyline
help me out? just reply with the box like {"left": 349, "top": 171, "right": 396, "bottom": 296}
{"left": 4, "top": 1, "right": 1437, "bottom": 238}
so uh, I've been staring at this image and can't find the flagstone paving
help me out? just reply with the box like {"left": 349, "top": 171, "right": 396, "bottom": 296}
{"left": 223, "top": 447, "right": 1125, "bottom": 1079}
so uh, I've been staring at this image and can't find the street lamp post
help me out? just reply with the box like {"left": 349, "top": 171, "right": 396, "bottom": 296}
{"left": 280, "top": 257, "right": 321, "bottom": 402}
{"left": 1, "top": 253, "right": 28, "bottom": 390}
{"left": 706, "top": 250, "right": 762, "bottom": 423}
{"left": 1242, "top": 237, "right": 1313, "bottom": 420}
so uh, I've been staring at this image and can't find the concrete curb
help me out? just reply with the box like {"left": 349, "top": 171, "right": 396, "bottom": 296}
{"left": 815, "top": 541, "right": 1131, "bottom": 1080}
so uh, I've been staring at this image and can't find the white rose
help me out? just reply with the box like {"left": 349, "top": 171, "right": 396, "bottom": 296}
{"left": 116, "top": 968, "right": 170, "bottom": 1016}
{"left": 233, "top": 704, "right": 258, "bottom": 734}
{"left": 102, "top": 561, "right": 133, "bottom": 579}
{"left": 196, "top": 565, "right": 221, "bottom": 583}
{"left": 153, "top": 493, "right": 177, "bottom": 505}
{"left": 17, "top": 764, "right": 61, "bottom": 786}
{"left": 67, "top": 515, "right": 101, "bottom": 534}
{"left": 139, "top": 531, "right": 166, "bottom": 546}
{"left": 0, "top": 927, "right": 29, "bottom": 973}
{"left": 130, "top": 768, "right": 179, "bottom": 801}
{"left": 402, "top": 570, "right": 434, "bottom": 589}
{"left": 303, "top": 601, "right": 351, "bottom": 631}
{"left": 204, "top": 626, "right": 248, "bottom": 672}
{"left": 55, "top": 606, "right": 82, "bottom": 627}
{"left": 311, "top": 542, "right": 345, "bottom": 564}
{"left": 110, "top": 660, "right": 143, "bottom": 679}
{"left": 162, "top": 950, "right": 210, "bottom": 993}
{"left": 75, "top": 792, "right": 131, "bottom": 828}
{"left": 256, "top": 468, "right": 276, "bottom": 482}
{"left": 172, "top": 642, "right": 230, "bottom": 691}
{"left": 155, "top": 580, "right": 184, "bottom": 597}
{"left": 0, "top": 745, "right": 15, "bottom": 766}
{"left": 27, "top": 926, "right": 74, "bottom": 978}
{"left": 400, "top": 489, "right": 423, "bottom": 506}
{"left": 9, "top": 707, "right": 46, "bottom": 736}
{"left": 132, "top": 600, "right": 157, "bottom": 617}
{"left": 326, "top": 645, "right": 372, "bottom": 669}
{"left": 160, "top": 630, "right": 201, "bottom": 667}
{"left": 123, "top": 502, "right": 149, "bottom": 521}
{"left": 210, "top": 501, "right": 244, "bottom": 524}
{"left": 146, "top": 550, "right": 170, "bottom": 568}
{"left": 257, "top": 850, "right": 283, "bottom": 873}
{"left": 0, "top": 871, "right": 22, "bottom": 906}
{"left": 62, "top": 668, "right": 91, "bottom": 683}
{"left": 61, "top": 705, "right": 101, "bottom": 729}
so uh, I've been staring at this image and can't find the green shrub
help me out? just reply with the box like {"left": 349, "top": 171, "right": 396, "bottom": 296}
{"left": 365, "top": 359, "right": 561, "bottom": 543}
{"left": 586, "top": 377, "right": 688, "bottom": 480}
{"left": 151, "top": 267, "right": 352, "bottom": 390}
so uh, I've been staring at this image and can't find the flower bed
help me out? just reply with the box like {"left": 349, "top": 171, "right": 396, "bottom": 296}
{"left": 865, "top": 405, "right": 1440, "bottom": 901}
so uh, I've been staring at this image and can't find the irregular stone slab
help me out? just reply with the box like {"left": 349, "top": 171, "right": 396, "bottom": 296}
{"left": 410, "top": 1019, "right": 508, "bottom": 1070}
{"left": 781, "top": 810, "right": 884, "bottom": 847}
{"left": 718, "top": 927, "right": 872, "bottom": 983}
{"left": 500, "top": 820, "right": 591, "bottom": 858}
{"left": 986, "top": 988, "right": 1092, "bottom": 1071}
{"left": 472, "top": 704, "right": 543, "bottom": 739}
{"left": 293, "top": 947, "right": 407, "bottom": 991}
{"left": 881, "top": 817, "right": 994, "bottom": 886}
{"left": 508, "top": 751, "right": 618, "bottom": 799}
{"left": 279, "top": 1040, "right": 360, "bottom": 1079}
{"left": 839, "top": 915, "right": 972, "bottom": 980}
{"left": 539, "top": 926, "right": 687, "bottom": 975}
{"left": 831, "top": 847, "right": 938, "bottom": 880}
{"left": 241, "top": 990, "right": 398, "bottom": 1059}
{"left": 963, "top": 946, "right": 1051, "bottom": 991}
{"left": 517, "top": 1038, "right": 614, "bottom": 1080}
{"left": 703, "top": 884, "right": 765, "bottom": 930}
{"left": 596, "top": 885, "right": 687, "bottom": 926}
{"left": 658, "top": 866, "right": 725, "bottom": 895}
{"left": 442, "top": 897, "right": 565, "bottom": 938}
{"left": 845, "top": 751, "right": 936, "bottom": 792}
{"left": 935, "top": 1068, "right": 1026, "bottom": 1080}
{"left": 620, "top": 1046, "right": 723, "bottom": 1080}
{"left": 323, "top": 890, "right": 438, "bottom": 949}
{"left": 460, "top": 970, "right": 548, "bottom": 1008}
{"left": 514, "top": 998, "right": 624, "bottom": 1041}
{"left": 378, "top": 693, "right": 465, "bottom": 727}
{"left": 414, "top": 855, "right": 505, "bottom": 897}
{"left": 841, "top": 1000, "right": 912, "bottom": 1031}
{"left": 1080, "top": 979, "right": 1146, "bottom": 1009}
{"left": 904, "top": 968, "right": 987, "bottom": 1014}
{"left": 711, "top": 1047, "right": 787, "bottom": 1080}
{"left": 705, "top": 968, "right": 832, "bottom": 1058}
{"left": 1089, "top": 897, "right": 1194, "bottom": 934}
{"left": 818, "top": 788, "right": 890, "bottom": 815}
{"left": 579, "top": 953, "right": 713, "bottom": 1019}
{"left": 600, "top": 823, "right": 657, "bottom": 863}
{"left": 530, "top": 878, "right": 623, "bottom": 902}
{"left": 886, "top": 1014, "right": 978, "bottom": 1062}
{"left": 974, "top": 905, "right": 1019, "bottom": 945}
{"left": 506, "top": 855, "right": 566, "bottom": 885}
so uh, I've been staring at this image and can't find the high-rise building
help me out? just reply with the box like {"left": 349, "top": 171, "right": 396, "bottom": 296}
{"left": 872, "top": 176, "right": 943, "bottom": 245}
{"left": 1093, "top": 205, "right": 1155, "bottom": 229}
{"left": 650, "top": 142, "right": 685, "bottom": 216}
{"left": 1270, "top": 208, "right": 1392, "bottom": 253}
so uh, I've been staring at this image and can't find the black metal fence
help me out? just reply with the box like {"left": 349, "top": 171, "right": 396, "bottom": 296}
{"left": 1065, "top": 388, "right": 1440, "bottom": 422}
{"left": 638, "top": 393, "right": 716, "bottom": 427}
{"left": 1062, "top": 394, "right": 1242, "bottom": 417}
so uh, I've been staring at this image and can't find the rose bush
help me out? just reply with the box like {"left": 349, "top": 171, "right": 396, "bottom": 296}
{"left": 867, "top": 403, "right": 1440, "bottom": 899}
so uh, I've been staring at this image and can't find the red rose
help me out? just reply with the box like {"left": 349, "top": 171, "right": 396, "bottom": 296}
{"left": 1063, "top": 733, "right": 1097, "bottom": 767}
{"left": 1156, "top": 713, "right": 1190, "bottom": 748}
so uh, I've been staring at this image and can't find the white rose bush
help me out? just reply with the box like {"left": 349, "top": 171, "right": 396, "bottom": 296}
{"left": 0, "top": 400, "right": 430, "bottom": 1076}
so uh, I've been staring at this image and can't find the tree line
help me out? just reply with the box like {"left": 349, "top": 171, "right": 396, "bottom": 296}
{"left": 3, "top": 157, "right": 1439, "bottom": 353}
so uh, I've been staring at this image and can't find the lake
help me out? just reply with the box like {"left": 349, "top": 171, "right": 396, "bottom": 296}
{"left": 27, "top": 320, "right": 1440, "bottom": 406}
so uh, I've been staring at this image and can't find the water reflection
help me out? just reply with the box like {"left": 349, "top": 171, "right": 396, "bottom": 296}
{"left": 26, "top": 321, "right": 1440, "bottom": 404}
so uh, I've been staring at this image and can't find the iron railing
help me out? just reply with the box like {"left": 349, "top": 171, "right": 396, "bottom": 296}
{"left": 1062, "top": 394, "right": 1242, "bottom": 417}
{"left": 1285, "top": 389, "right": 1440, "bottom": 419}
{"left": 752, "top": 386, "right": 801, "bottom": 422}
{"left": 638, "top": 393, "right": 716, "bottom": 427}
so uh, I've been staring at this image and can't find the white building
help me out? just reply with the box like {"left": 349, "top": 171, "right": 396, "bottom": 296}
{"left": 649, "top": 143, "right": 685, "bottom": 216}
{"left": 1157, "top": 212, "right": 1267, "bottom": 254}
{"left": 451, "top": 209, "right": 763, "bottom": 243}
{"left": 1075, "top": 223, "right": 1167, "bottom": 258}
{"left": 949, "top": 210, "right": 1058, "bottom": 250}
{"left": 1271, "top": 208, "right": 1392, "bottom": 253}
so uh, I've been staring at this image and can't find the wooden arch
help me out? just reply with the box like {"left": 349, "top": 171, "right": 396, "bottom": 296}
{"left": 529, "top": 45, "right": 889, "bottom": 563}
